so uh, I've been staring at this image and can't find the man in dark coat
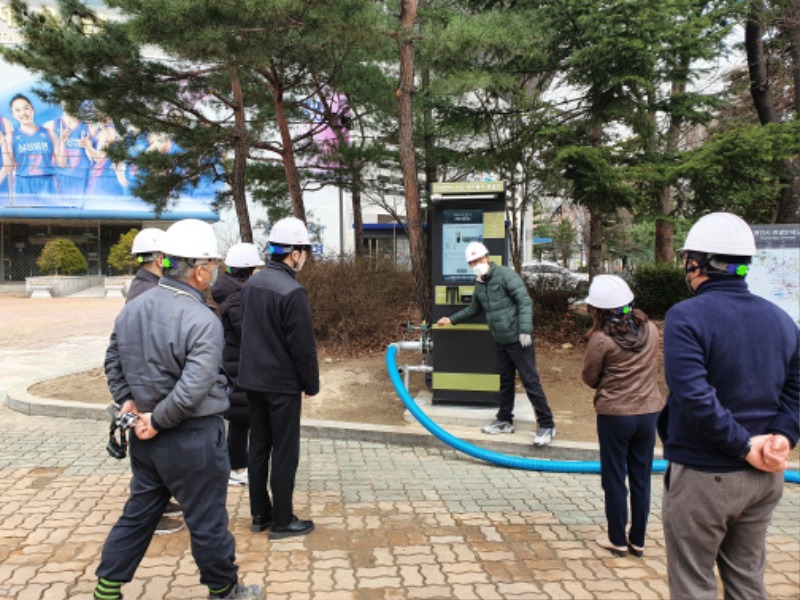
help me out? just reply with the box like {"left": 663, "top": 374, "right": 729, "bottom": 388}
{"left": 211, "top": 242, "right": 264, "bottom": 487}
{"left": 239, "top": 217, "right": 319, "bottom": 540}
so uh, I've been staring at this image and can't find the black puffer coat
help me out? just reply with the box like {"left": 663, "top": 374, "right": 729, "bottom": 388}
{"left": 211, "top": 273, "right": 249, "bottom": 423}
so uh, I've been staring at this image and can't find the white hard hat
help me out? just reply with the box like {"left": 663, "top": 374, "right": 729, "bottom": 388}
{"left": 269, "top": 217, "right": 310, "bottom": 246}
{"left": 131, "top": 228, "right": 165, "bottom": 255}
{"left": 465, "top": 241, "right": 489, "bottom": 262}
{"left": 225, "top": 242, "right": 265, "bottom": 268}
{"left": 161, "top": 219, "right": 221, "bottom": 260}
{"left": 586, "top": 275, "right": 634, "bottom": 309}
{"left": 680, "top": 212, "right": 756, "bottom": 257}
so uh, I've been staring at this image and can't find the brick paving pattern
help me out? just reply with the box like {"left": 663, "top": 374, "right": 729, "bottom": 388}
{"left": 0, "top": 402, "right": 797, "bottom": 600}
{"left": 0, "top": 295, "right": 797, "bottom": 599}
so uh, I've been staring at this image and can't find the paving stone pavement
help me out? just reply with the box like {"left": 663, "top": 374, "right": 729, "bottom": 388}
{"left": 0, "top": 294, "right": 798, "bottom": 599}
{"left": 0, "top": 400, "right": 798, "bottom": 600}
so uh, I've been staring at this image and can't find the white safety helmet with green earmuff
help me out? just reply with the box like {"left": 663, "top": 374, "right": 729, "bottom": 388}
{"left": 161, "top": 219, "right": 222, "bottom": 261}
{"left": 585, "top": 275, "right": 635, "bottom": 310}
{"left": 680, "top": 212, "right": 756, "bottom": 257}
{"left": 680, "top": 212, "right": 756, "bottom": 277}
{"left": 131, "top": 228, "right": 166, "bottom": 263}
{"left": 225, "top": 242, "right": 265, "bottom": 268}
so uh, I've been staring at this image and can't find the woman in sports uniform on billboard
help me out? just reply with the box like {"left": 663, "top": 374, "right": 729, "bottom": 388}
{"left": 46, "top": 108, "right": 94, "bottom": 205}
{"left": 8, "top": 94, "right": 59, "bottom": 206}
{"left": 0, "top": 116, "right": 13, "bottom": 206}
{"left": 85, "top": 117, "right": 128, "bottom": 200}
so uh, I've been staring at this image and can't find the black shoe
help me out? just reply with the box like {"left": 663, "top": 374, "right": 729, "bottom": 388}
{"left": 154, "top": 516, "right": 185, "bottom": 535}
{"left": 250, "top": 515, "right": 272, "bottom": 533}
{"left": 268, "top": 518, "right": 315, "bottom": 540}
{"left": 627, "top": 539, "right": 645, "bottom": 558}
{"left": 163, "top": 500, "right": 183, "bottom": 517}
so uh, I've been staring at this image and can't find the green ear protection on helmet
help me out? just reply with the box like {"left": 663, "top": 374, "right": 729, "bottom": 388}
{"left": 726, "top": 263, "right": 749, "bottom": 276}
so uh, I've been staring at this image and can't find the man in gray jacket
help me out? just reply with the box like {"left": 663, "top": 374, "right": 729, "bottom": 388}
{"left": 94, "top": 219, "right": 262, "bottom": 600}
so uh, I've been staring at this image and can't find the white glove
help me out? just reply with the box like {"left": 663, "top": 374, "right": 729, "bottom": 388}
{"left": 519, "top": 334, "right": 532, "bottom": 347}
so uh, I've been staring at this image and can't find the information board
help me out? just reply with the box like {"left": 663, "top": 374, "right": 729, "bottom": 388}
{"left": 750, "top": 224, "right": 800, "bottom": 325}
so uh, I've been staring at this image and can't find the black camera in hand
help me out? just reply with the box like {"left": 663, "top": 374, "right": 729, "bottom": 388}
{"left": 106, "top": 404, "right": 139, "bottom": 460}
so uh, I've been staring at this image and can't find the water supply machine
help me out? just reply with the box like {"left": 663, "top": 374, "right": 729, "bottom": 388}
{"left": 430, "top": 181, "right": 507, "bottom": 405}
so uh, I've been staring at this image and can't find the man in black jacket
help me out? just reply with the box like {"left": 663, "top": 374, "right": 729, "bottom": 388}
{"left": 239, "top": 217, "right": 319, "bottom": 540}
{"left": 211, "top": 242, "right": 264, "bottom": 487}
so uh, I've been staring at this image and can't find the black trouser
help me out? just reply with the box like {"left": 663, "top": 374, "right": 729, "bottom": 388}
{"left": 247, "top": 391, "right": 301, "bottom": 527}
{"left": 227, "top": 420, "right": 250, "bottom": 471}
{"left": 96, "top": 415, "right": 237, "bottom": 588}
{"left": 496, "top": 341, "right": 555, "bottom": 428}
{"left": 597, "top": 412, "right": 659, "bottom": 548}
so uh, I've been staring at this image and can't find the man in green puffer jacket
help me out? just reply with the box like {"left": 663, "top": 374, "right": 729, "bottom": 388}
{"left": 436, "top": 241, "right": 557, "bottom": 447}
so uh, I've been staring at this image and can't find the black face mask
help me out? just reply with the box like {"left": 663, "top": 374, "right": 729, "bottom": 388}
{"left": 683, "top": 257, "right": 699, "bottom": 294}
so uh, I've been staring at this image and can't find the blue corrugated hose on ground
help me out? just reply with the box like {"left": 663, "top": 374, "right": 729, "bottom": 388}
{"left": 386, "top": 344, "right": 799, "bottom": 484}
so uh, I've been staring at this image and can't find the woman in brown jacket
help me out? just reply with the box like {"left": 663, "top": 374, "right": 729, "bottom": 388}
{"left": 582, "top": 275, "right": 664, "bottom": 558}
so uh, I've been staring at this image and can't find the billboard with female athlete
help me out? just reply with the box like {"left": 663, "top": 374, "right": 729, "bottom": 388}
{"left": 0, "top": 60, "right": 221, "bottom": 220}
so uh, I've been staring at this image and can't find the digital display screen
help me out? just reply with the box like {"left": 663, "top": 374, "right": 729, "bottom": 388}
{"left": 442, "top": 209, "right": 482, "bottom": 282}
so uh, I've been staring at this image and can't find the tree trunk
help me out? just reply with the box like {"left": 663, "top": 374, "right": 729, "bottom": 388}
{"left": 781, "top": 0, "right": 800, "bottom": 117}
{"left": 776, "top": 156, "right": 800, "bottom": 223}
{"left": 507, "top": 186, "right": 521, "bottom": 272}
{"left": 588, "top": 206, "right": 604, "bottom": 278}
{"left": 654, "top": 76, "right": 686, "bottom": 264}
{"left": 655, "top": 212, "right": 674, "bottom": 265}
{"left": 229, "top": 69, "right": 253, "bottom": 243}
{"left": 396, "top": 0, "right": 431, "bottom": 322}
{"left": 745, "top": 1, "right": 798, "bottom": 223}
{"left": 587, "top": 124, "right": 604, "bottom": 278}
{"left": 271, "top": 71, "right": 306, "bottom": 222}
{"left": 351, "top": 166, "right": 365, "bottom": 257}
{"left": 745, "top": 2, "right": 779, "bottom": 125}
{"left": 776, "top": 2, "right": 800, "bottom": 223}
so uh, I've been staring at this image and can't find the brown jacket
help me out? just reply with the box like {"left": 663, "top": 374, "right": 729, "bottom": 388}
{"left": 582, "top": 320, "right": 664, "bottom": 416}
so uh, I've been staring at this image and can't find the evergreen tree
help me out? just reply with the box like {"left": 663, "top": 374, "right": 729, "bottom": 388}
{"left": 3, "top": 0, "right": 386, "bottom": 241}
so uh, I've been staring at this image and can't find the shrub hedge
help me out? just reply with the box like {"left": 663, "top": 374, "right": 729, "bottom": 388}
{"left": 36, "top": 239, "right": 88, "bottom": 275}
{"left": 298, "top": 257, "right": 590, "bottom": 353}
{"left": 300, "top": 257, "right": 419, "bottom": 354}
{"left": 630, "top": 264, "right": 691, "bottom": 319}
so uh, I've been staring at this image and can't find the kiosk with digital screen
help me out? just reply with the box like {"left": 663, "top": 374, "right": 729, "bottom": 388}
{"left": 430, "top": 181, "right": 507, "bottom": 405}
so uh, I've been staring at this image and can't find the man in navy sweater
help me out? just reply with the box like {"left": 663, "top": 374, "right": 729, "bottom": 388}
{"left": 659, "top": 212, "right": 799, "bottom": 600}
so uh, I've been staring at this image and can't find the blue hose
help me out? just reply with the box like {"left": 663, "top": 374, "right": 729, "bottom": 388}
{"left": 387, "top": 344, "right": 800, "bottom": 484}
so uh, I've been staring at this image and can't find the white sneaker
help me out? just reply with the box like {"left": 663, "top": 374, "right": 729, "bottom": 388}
{"left": 481, "top": 420, "right": 515, "bottom": 434}
{"left": 210, "top": 581, "right": 265, "bottom": 599}
{"left": 533, "top": 427, "right": 556, "bottom": 447}
{"left": 229, "top": 469, "right": 248, "bottom": 486}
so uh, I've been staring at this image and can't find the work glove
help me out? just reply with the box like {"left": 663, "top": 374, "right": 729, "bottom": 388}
{"left": 519, "top": 334, "right": 532, "bottom": 347}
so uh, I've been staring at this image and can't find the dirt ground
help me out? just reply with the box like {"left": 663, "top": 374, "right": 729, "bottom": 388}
{"left": 28, "top": 341, "right": 664, "bottom": 444}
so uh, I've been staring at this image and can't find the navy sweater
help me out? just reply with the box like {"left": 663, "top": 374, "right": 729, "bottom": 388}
{"left": 659, "top": 277, "right": 799, "bottom": 471}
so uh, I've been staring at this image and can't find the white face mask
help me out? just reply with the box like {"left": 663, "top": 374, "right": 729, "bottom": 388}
{"left": 472, "top": 263, "right": 490, "bottom": 278}
{"left": 292, "top": 250, "right": 306, "bottom": 273}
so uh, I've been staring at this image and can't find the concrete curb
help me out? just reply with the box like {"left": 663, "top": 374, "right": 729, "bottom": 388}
{"left": 6, "top": 372, "right": 647, "bottom": 464}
